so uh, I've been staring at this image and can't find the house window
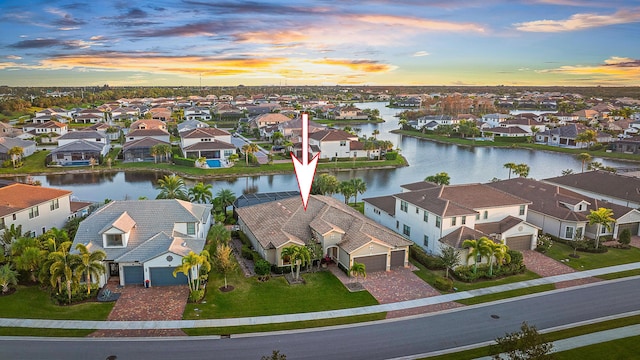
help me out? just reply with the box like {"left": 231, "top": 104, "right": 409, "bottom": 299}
{"left": 565, "top": 226, "right": 574, "bottom": 239}
{"left": 519, "top": 205, "right": 525, "bottom": 216}
{"left": 451, "top": 217, "right": 457, "bottom": 226}
{"left": 436, "top": 216, "right": 441, "bottom": 228}
{"left": 483, "top": 210, "right": 488, "bottom": 219}
{"left": 416, "top": 207, "right": 419, "bottom": 214}
{"left": 423, "top": 212, "right": 428, "bottom": 222}
{"left": 50, "top": 199, "right": 59, "bottom": 211}
{"left": 28, "top": 206, "right": 39, "bottom": 219}
{"left": 340, "top": 141, "right": 347, "bottom": 146}
{"left": 187, "top": 222, "right": 196, "bottom": 235}
{"left": 403, "top": 224, "right": 411, "bottom": 237}
{"left": 476, "top": 213, "right": 480, "bottom": 220}
{"left": 423, "top": 235, "right": 429, "bottom": 247}
{"left": 578, "top": 204, "right": 583, "bottom": 211}
{"left": 374, "top": 208, "right": 381, "bottom": 215}
{"left": 400, "top": 201, "right": 408, "bottom": 212}
{"left": 105, "top": 234, "right": 123, "bottom": 247}
{"left": 461, "top": 216, "right": 466, "bottom": 225}
{"left": 601, "top": 225, "right": 607, "bottom": 234}
{"left": 396, "top": 220, "right": 399, "bottom": 229}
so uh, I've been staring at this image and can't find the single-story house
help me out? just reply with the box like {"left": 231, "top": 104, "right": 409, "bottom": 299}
{"left": 122, "top": 137, "right": 172, "bottom": 162}
{"left": 236, "top": 195, "right": 412, "bottom": 273}
{"left": 0, "top": 137, "right": 36, "bottom": 162}
{"left": 71, "top": 199, "right": 212, "bottom": 287}
{"left": 544, "top": 171, "right": 640, "bottom": 208}
{"left": 47, "top": 140, "right": 107, "bottom": 166}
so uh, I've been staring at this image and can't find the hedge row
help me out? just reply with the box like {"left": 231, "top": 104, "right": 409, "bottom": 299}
{"left": 173, "top": 156, "right": 196, "bottom": 167}
{"left": 452, "top": 250, "right": 525, "bottom": 282}
{"left": 409, "top": 245, "right": 445, "bottom": 270}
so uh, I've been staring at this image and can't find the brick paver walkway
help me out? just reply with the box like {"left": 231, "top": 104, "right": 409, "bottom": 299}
{"left": 329, "top": 265, "right": 463, "bottom": 318}
{"left": 89, "top": 281, "right": 189, "bottom": 337}
{"left": 522, "top": 250, "right": 601, "bottom": 289}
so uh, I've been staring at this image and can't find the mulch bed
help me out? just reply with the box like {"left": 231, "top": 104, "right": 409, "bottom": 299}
{"left": 219, "top": 285, "right": 235, "bottom": 292}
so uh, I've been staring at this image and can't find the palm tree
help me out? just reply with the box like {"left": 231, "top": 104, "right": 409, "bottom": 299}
{"left": 150, "top": 144, "right": 159, "bottom": 163}
{"left": 215, "top": 189, "right": 236, "bottom": 215}
{"left": 7, "top": 146, "right": 23, "bottom": 168}
{"left": 75, "top": 243, "right": 106, "bottom": 295}
{"left": 462, "top": 237, "right": 492, "bottom": 274}
{"left": 280, "top": 246, "right": 296, "bottom": 276}
{"left": 173, "top": 250, "right": 211, "bottom": 292}
{"left": 48, "top": 241, "right": 81, "bottom": 303}
{"left": 349, "top": 178, "right": 367, "bottom": 204}
{"left": 587, "top": 207, "right": 615, "bottom": 249}
{"left": 339, "top": 181, "right": 355, "bottom": 204}
{"left": 576, "top": 153, "right": 592, "bottom": 173}
{"left": 425, "top": 172, "right": 450, "bottom": 185}
{"left": 14, "top": 246, "right": 43, "bottom": 283}
{"left": 576, "top": 129, "right": 597, "bottom": 148}
{"left": 157, "top": 144, "right": 172, "bottom": 163}
{"left": 513, "top": 163, "right": 530, "bottom": 178}
{"left": 156, "top": 174, "right": 189, "bottom": 200}
{"left": 89, "top": 157, "right": 97, "bottom": 169}
{"left": 316, "top": 174, "right": 340, "bottom": 196}
{"left": 503, "top": 162, "right": 517, "bottom": 179}
{"left": 1, "top": 224, "right": 22, "bottom": 254}
{"left": 288, "top": 245, "right": 311, "bottom": 280}
{"left": 272, "top": 131, "right": 284, "bottom": 145}
{"left": 349, "top": 262, "right": 367, "bottom": 283}
{"left": 242, "top": 142, "right": 260, "bottom": 165}
{"left": 0, "top": 264, "right": 18, "bottom": 294}
{"left": 372, "top": 129, "right": 380, "bottom": 139}
{"left": 188, "top": 182, "right": 213, "bottom": 204}
{"left": 492, "top": 242, "right": 511, "bottom": 272}
{"left": 208, "top": 223, "right": 231, "bottom": 246}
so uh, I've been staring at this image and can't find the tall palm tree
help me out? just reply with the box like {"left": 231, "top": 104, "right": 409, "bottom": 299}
{"left": 208, "top": 223, "right": 231, "bottom": 246}
{"left": 372, "top": 129, "right": 380, "bottom": 139}
{"left": 75, "top": 243, "right": 106, "bottom": 295}
{"left": 14, "top": 246, "right": 43, "bottom": 283}
{"left": 157, "top": 144, "right": 172, "bottom": 163}
{"left": 156, "top": 174, "right": 189, "bottom": 200}
{"left": 349, "top": 178, "right": 367, "bottom": 204}
{"left": 242, "top": 142, "right": 260, "bottom": 165}
{"left": 349, "top": 262, "right": 367, "bottom": 283}
{"left": 188, "top": 182, "right": 213, "bottom": 204}
{"left": 48, "top": 241, "right": 81, "bottom": 303}
{"left": 0, "top": 264, "right": 18, "bottom": 294}
{"left": 513, "top": 163, "right": 530, "bottom": 178}
{"left": 173, "top": 250, "right": 211, "bottom": 292}
{"left": 462, "top": 237, "right": 492, "bottom": 274}
{"left": 339, "top": 181, "right": 355, "bottom": 204}
{"left": 7, "top": 146, "right": 23, "bottom": 168}
{"left": 587, "top": 207, "right": 615, "bottom": 249}
{"left": 492, "top": 242, "right": 511, "bottom": 272}
{"left": 285, "top": 245, "right": 310, "bottom": 280}
{"left": 503, "top": 162, "right": 517, "bottom": 179}
{"left": 425, "top": 172, "right": 450, "bottom": 185}
{"left": 215, "top": 189, "right": 236, "bottom": 214}
{"left": 576, "top": 130, "right": 597, "bottom": 148}
{"left": 280, "top": 246, "right": 296, "bottom": 276}
{"left": 576, "top": 153, "right": 592, "bottom": 173}
{"left": 150, "top": 145, "right": 159, "bottom": 163}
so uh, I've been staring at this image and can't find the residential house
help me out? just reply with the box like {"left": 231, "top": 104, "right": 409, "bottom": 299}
{"left": 278, "top": 117, "right": 325, "bottom": 139}
{"left": 331, "top": 105, "right": 368, "bottom": 120}
{"left": 177, "top": 119, "right": 209, "bottom": 133}
{"left": 0, "top": 183, "right": 76, "bottom": 238}
{"left": 489, "top": 178, "right": 640, "bottom": 240}
{"left": 74, "top": 113, "right": 104, "bottom": 124}
{"left": 122, "top": 137, "right": 171, "bottom": 162}
{"left": 613, "top": 136, "right": 640, "bottom": 154}
{"left": 86, "top": 123, "right": 120, "bottom": 141}
{"left": 236, "top": 195, "right": 412, "bottom": 272}
{"left": 536, "top": 123, "right": 613, "bottom": 147}
{"left": 410, "top": 115, "right": 456, "bottom": 131}
{"left": 306, "top": 129, "right": 360, "bottom": 160}
{"left": 481, "top": 113, "right": 512, "bottom": 127}
{"left": 71, "top": 199, "right": 212, "bottom": 287}
{"left": 150, "top": 107, "right": 172, "bottom": 122}
{"left": 0, "top": 122, "right": 22, "bottom": 138}
{"left": 555, "top": 112, "right": 579, "bottom": 123}
{"left": 126, "top": 119, "right": 170, "bottom": 143}
{"left": 394, "top": 97, "right": 422, "bottom": 107}
{"left": 47, "top": 140, "right": 106, "bottom": 166}
{"left": 58, "top": 130, "right": 108, "bottom": 148}
{"left": 482, "top": 126, "right": 530, "bottom": 138}
{"left": 364, "top": 182, "right": 539, "bottom": 264}
{"left": 184, "top": 106, "right": 212, "bottom": 121}
{"left": 0, "top": 137, "right": 36, "bottom": 162}
{"left": 180, "top": 128, "right": 235, "bottom": 167}
{"left": 249, "top": 113, "right": 291, "bottom": 130}
{"left": 35, "top": 107, "right": 74, "bottom": 121}
{"left": 22, "top": 121, "right": 68, "bottom": 142}
{"left": 544, "top": 171, "right": 640, "bottom": 208}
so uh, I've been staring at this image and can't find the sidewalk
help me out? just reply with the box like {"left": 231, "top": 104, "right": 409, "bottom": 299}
{"left": 1, "top": 262, "right": 639, "bottom": 330}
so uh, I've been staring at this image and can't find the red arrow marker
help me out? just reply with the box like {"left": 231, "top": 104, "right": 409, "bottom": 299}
{"left": 292, "top": 113, "right": 320, "bottom": 210}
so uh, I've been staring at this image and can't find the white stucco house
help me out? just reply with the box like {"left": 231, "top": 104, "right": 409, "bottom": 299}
{"left": 71, "top": 199, "right": 212, "bottom": 287}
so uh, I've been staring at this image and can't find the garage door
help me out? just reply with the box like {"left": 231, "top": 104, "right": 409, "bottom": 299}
{"left": 122, "top": 265, "right": 144, "bottom": 285}
{"left": 149, "top": 267, "right": 189, "bottom": 286}
{"left": 353, "top": 254, "right": 387, "bottom": 272}
{"left": 506, "top": 235, "right": 532, "bottom": 251}
{"left": 390, "top": 250, "right": 405, "bottom": 268}
{"left": 618, "top": 222, "right": 639, "bottom": 236}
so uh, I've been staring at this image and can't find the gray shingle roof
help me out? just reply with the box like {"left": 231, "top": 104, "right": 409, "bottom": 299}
{"left": 73, "top": 199, "right": 211, "bottom": 262}
{"left": 59, "top": 131, "right": 105, "bottom": 140}
{"left": 50, "top": 139, "right": 104, "bottom": 153}
{"left": 363, "top": 195, "right": 396, "bottom": 216}
{"left": 544, "top": 171, "right": 640, "bottom": 206}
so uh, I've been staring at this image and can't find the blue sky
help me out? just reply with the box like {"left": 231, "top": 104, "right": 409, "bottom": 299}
{"left": 1, "top": 0, "right": 639, "bottom": 87}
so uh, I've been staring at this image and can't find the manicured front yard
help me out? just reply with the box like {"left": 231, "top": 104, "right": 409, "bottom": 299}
{"left": 543, "top": 242, "right": 640, "bottom": 270}
{"left": 0, "top": 285, "right": 113, "bottom": 320}
{"left": 183, "top": 270, "right": 378, "bottom": 319}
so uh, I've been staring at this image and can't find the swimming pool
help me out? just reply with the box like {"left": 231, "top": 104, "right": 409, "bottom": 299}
{"left": 65, "top": 160, "right": 90, "bottom": 166}
{"left": 206, "top": 159, "right": 221, "bottom": 168}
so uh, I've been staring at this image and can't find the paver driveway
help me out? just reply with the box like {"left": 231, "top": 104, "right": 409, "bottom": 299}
{"left": 522, "top": 250, "right": 601, "bottom": 289}
{"left": 89, "top": 282, "right": 189, "bottom": 337}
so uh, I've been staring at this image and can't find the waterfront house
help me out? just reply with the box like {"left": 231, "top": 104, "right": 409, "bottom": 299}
{"left": 0, "top": 137, "right": 36, "bottom": 162}
{"left": 536, "top": 123, "right": 613, "bottom": 147}
{"left": 22, "top": 121, "right": 68, "bottom": 142}
{"left": 544, "top": 171, "right": 640, "bottom": 208}
{"left": 180, "top": 128, "right": 235, "bottom": 167}
{"left": 305, "top": 129, "right": 362, "bottom": 160}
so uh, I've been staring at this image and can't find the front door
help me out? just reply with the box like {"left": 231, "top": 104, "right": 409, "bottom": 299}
{"left": 109, "top": 262, "right": 120, "bottom": 277}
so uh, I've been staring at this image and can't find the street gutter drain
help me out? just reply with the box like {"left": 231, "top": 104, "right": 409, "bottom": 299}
{"left": 491, "top": 314, "right": 500, "bottom": 319}
{"left": 221, "top": 334, "right": 231, "bottom": 339}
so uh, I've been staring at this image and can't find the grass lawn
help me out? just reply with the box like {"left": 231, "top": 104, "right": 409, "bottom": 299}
{"left": 183, "top": 270, "right": 378, "bottom": 319}
{"left": 456, "top": 284, "right": 556, "bottom": 305}
{"left": 554, "top": 335, "right": 640, "bottom": 359}
{"left": 0, "top": 328, "right": 95, "bottom": 337}
{"left": 0, "top": 285, "right": 113, "bottom": 320}
{"left": 544, "top": 242, "right": 640, "bottom": 270}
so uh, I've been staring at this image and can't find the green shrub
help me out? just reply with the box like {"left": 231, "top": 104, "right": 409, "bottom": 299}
{"left": 255, "top": 259, "right": 271, "bottom": 276}
{"left": 1, "top": 160, "right": 11, "bottom": 168}
{"left": 385, "top": 151, "right": 398, "bottom": 160}
{"left": 434, "top": 277, "right": 454, "bottom": 292}
{"left": 535, "top": 234, "right": 553, "bottom": 253}
{"left": 619, "top": 229, "right": 631, "bottom": 246}
{"left": 189, "top": 289, "right": 205, "bottom": 303}
{"left": 241, "top": 245, "right": 254, "bottom": 260}
{"left": 237, "top": 231, "right": 252, "bottom": 247}
{"left": 409, "top": 245, "right": 445, "bottom": 270}
{"left": 251, "top": 251, "right": 262, "bottom": 263}
{"left": 173, "top": 156, "right": 196, "bottom": 167}
{"left": 50, "top": 284, "right": 99, "bottom": 305}
{"left": 271, "top": 265, "right": 291, "bottom": 274}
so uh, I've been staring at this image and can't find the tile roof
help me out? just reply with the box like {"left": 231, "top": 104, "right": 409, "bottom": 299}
{"left": 130, "top": 119, "right": 166, "bottom": 130}
{"left": 235, "top": 195, "right": 411, "bottom": 253}
{"left": 400, "top": 181, "right": 440, "bottom": 191}
{"left": 70, "top": 201, "right": 92, "bottom": 213}
{"left": 544, "top": 171, "right": 640, "bottom": 206}
{"left": 181, "top": 127, "right": 230, "bottom": 138}
{"left": 439, "top": 226, "right": 487, "bottom": 248}
{"left": 0, "top": 184, "right": 71, "bottom": 217}
{"left": 183, "top": 141, "right": 236, "bottom": 151}
{"left": 50, "top": 139, "right": 104, "bottom": 154}
{"left": 122, "top": 137, "right": 170, "bottom": 151}
{"left": 474, "top": 215, "right": 527, "bottom": 235}
{"left": 59, "top": 131, "right": 105, "bottom": 140}
{"left": 309, "top": 129, "right": 356, "bottom": 142}
{"left": 73, "top": 199, "right": 210, "bottom": 262}
{"left": 0, "top": 137, "right": 35, "bottom": 153}
{"left": 363, "top": 195, "right": 396, "bottom": 216}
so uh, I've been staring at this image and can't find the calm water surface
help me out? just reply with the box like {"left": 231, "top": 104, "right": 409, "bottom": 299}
{"left": 25, "top": 102, "right": 633, "bottom": 202}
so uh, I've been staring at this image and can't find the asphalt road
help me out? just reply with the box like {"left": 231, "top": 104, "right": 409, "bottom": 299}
{"left": 2, "top": 277, "right": 639, "bottom": 360}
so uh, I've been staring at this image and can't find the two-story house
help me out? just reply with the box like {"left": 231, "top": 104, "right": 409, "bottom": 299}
{"left": 306, "top": 129, "right": 361, "bottom": 160}
{"left": 364, "top": 182, "right": 539, "bottom": 264}
{"left": 71, "top": 199, "right": 212, "bottom": 287}
{"left": 184, "top": 106, "right": 212, "bottom": 121}
{"left": 180, "top": 128, "right": 235, "bottom": 167}
{"left": 22, "top": 121, "right": 68, "bottom": 142}
{"left": 48, "top": 130, "right": 110, "bottom": 166}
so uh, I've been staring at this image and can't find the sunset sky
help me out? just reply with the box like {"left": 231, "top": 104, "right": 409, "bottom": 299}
{"left": 1, "top": 0, "right": 639, "bottom": 87}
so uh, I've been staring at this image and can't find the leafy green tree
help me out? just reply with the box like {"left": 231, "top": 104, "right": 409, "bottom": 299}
{"left": 8, "top": 146, "right": 23, "bottom": 168}
{"left": 462, "top": 237, "right": 492, "bottom": 274}
{"left": 576, "top": 129, "right": 597, "bottom": 148}
{"left": 306, "top": 239, "right": 323, "bottom": 270}
{"left": 272, "top": 131, "right": 284, "bottom": 145}
{"left": 618, "top": 228, "right": 631, "bottom": 247}
{"left": 1, "top": 224, "right": 22, "bottom": 254}
{"left": 156, "top": 174, "right": 189, "bottom": 200}
{"left": 425, "top": 172, "right": 450, "bottom": 185}
{"left": 14, "top": 246, "right": 43, "bottom": 283}
{"left": 439, "top": 245, "right": 461, "bottom": 279}
{"left": 587, "top": 207, "right": 615, "bottom": 249}
{"left": 208, "top": 223, "right": 231, "bottom": 247}
{"left": 315, "top": 174, "right": 340, "bottom": 196}
{"left": 349, "top": 178, "right": 367, "bottom": 204}
{"left": 188, "top": 182, "right": 213, "bottom": 204}
{"left": 492, "top": 321, "right": 553, "bottom": 360}
{"left": 173, "top": 250, "right": 211, "bottom": 292}
{"left": 576, "top": 153, "right": 592, "bottom": 173}
{"left": 349, "top": 262, "right": 367, "bottom": 283}
{"left": 213, "top": 244, "right": 236, "bottom": 289}
{"left": 0, "top": 264, "right": 18, "bottom": 294}
{"left": 75, "top": 243, "right": 106, "bottom": 295}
